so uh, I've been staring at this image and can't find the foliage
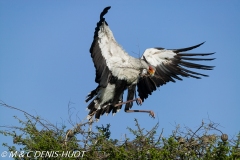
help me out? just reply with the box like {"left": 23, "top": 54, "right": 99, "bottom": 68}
{"left": 1, "top": 101, "right": 240, "bottom": 159}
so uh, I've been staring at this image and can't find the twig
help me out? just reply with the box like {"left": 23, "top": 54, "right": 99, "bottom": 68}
{"left": 0, "top": 100, "right": 50, "bottom": 131}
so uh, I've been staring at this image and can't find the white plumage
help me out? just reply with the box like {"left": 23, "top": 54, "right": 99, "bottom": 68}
{"left": 143, "top": 49, "right": 176, "bottom": 66}
{"left": 98, "top": 22, "right": 147, "bottom": 82}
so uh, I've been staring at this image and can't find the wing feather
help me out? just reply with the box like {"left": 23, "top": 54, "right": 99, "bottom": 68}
{"left": 137, "top": 42, "right": 215, "bottom": 101}
{"left": 90, "top": 6, "right": 132, "bottom": 86}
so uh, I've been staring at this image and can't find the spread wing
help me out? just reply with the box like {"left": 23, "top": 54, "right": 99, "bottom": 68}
{"left": 137, "top": 42, "right": 215, "bottom": 102}
{"left": 90, "top": 6, "right": 131, "bottom": 87}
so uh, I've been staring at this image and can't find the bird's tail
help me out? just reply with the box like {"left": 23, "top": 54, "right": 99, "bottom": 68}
{"left": 85, "top": 86, "right": 100, "bottom": 103}
{"left": 87, "top": 100, "right": 123, "bottom": 121}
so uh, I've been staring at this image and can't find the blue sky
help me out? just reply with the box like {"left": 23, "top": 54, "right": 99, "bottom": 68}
{"left": 1, "top": 1, "right": 240, "bottom": 154}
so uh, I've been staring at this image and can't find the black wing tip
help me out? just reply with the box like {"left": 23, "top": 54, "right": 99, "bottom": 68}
{"left": 173, "top": 41, "right": 206, "bottom": 53}
{"left": 100, "top": 6, "right": 111, "bottom": 19}
{"left": 178, "top": 52, "right": 216, "bottom": 57}
{"left": 90, "top": 6, "right": 112, "bottom": 52}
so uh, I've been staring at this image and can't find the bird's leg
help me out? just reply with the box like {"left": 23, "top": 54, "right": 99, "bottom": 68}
{"left": 115, "top": 98, "right": 142, "bottom": 107}
{"left": 125, "top": 109, "right": 155, "bottom": 118}
{"left": 114, "top": 98, "right": 155, "bottom": 118}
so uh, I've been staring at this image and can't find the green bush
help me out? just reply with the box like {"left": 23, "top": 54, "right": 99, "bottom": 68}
{"left": 1, "top": 102, "right": 240, "bottom": 159}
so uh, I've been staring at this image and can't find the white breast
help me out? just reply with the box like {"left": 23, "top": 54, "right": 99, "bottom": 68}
{"left": 97, "top": 83, "right": 115, "bottom": 105}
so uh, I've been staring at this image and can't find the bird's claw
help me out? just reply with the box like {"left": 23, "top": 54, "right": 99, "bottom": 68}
{"left": 149, "top": 111, "right": 155, "bottom": 118}
{"left": 136, "top": 98, "right": 142, "bottom": 105}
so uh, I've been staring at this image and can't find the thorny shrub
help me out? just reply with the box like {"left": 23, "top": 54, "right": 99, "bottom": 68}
{"left": 1, "top": 101, "right": 240, "bottom": 159}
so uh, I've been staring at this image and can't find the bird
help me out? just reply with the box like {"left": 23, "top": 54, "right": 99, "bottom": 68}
{"left": 85, "top": 6, "right": 215, "bottom": 121}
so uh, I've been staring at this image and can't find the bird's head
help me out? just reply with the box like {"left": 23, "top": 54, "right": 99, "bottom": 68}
{"left": 141, "top": 56, "right": 155, "bottom": 77}
{"left": 148, "top": 65, "right": 155, "bottom": 76}
{"left": 141, "top": 65, "right": 155, "bottom": 77}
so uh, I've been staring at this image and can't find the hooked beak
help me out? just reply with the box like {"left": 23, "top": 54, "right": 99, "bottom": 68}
{"left": 148, "top": 66, "right": 155, "bottom": 76}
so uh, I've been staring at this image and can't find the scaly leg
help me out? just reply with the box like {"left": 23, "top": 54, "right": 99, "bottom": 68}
{"left": 115, "top": 98, "right": 142, "bottom": 106}
{"left": 114, "top": 98, "right": 155, "bottom": 118}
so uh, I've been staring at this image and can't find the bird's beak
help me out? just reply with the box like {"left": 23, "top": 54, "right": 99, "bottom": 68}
{"left": 148, "top": 67, "right": 155, "bottom": 76}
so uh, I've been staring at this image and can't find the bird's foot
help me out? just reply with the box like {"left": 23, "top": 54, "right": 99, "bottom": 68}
{"left": 136, "top": 97, "right": 142, "bottom": 105}
{"left": 149, "top": 110, "right": 155, "bottom": 118}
